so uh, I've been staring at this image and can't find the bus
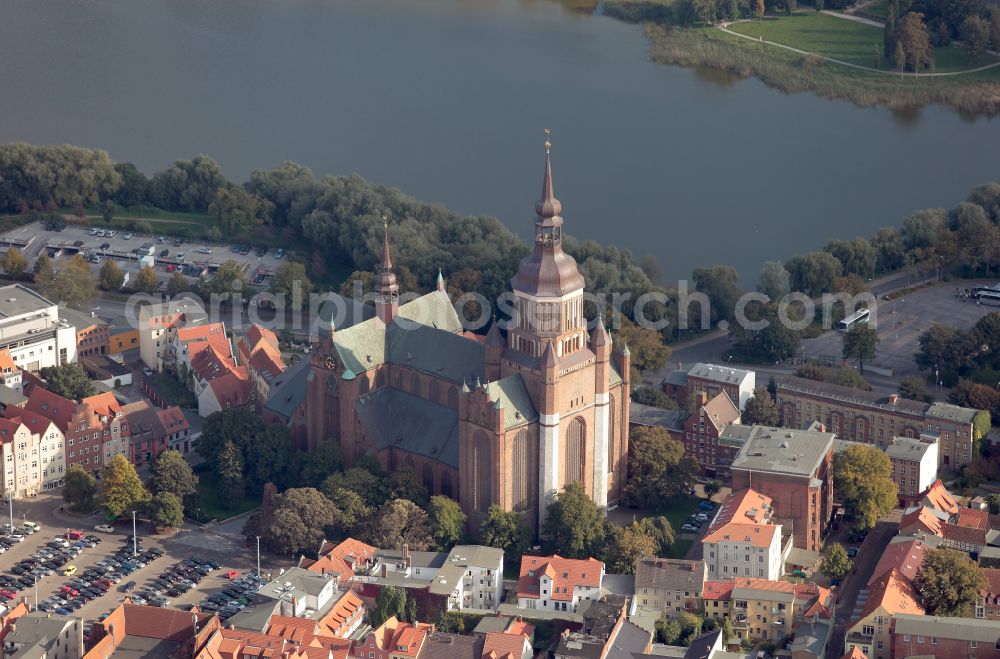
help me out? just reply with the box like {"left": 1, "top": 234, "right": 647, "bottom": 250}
{"left": 973, "top": 287, "right": 1000, "bottom": 305}
{"left": 837, "top": 308, "right": 870, "bottom": 332}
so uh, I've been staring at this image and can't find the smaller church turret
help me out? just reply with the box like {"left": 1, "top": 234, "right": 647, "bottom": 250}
{"left": 485, "top": 318, "right": 503, "bottom": 382}
{"left": 375, "top": 217, "right": 399, "bottom": 324}
{"left": 436, "top": 268, "right": 446, "bottom": 292}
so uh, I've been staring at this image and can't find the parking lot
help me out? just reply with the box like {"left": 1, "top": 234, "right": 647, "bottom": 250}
{"left": 0, "top": 221, "right": 288, "bottom": 288}
{"left": 0, "top": 493, "right": 277, "bottom": 624}
{"left": 801, "top": 280, "right": 1000, "bottom": 378}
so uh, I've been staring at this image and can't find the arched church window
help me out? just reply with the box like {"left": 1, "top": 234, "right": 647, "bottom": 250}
{"left": 422, "top": 463, "right": 434, "bottom": 492}
{"left": 429, "top": 380, "right": 440, "bottom": 403}
{"left": 448, "top": 386, "right": 458, "bottom": 409}
{"left": 608, "top": 395, "right": 616, "bottom": 471}
{"left": 565, "top": 417, "right": 585, "bottom": 485}
{"left": 474, "top": 431, "right": 492, "bottom": 511}
{"left": 411, "top": 373, "right": 421, "bottom": 396}
{"left": 512, "top": 428, "right": 531, "bottom": 511}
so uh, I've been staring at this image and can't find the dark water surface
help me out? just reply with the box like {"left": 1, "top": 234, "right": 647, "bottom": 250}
{"left": 1, "top": 0, "right": 998, "bottom": 280}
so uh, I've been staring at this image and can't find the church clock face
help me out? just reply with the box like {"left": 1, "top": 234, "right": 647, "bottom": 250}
{"left": 322, "top": 351, "right": 337, "bottom": 370}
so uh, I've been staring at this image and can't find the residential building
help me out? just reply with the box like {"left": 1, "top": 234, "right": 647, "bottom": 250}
{"left": 138, "top": 296, "right": 208, "bottom": 372}
{"left": 728, "top": 424, "right": 835, "bottom": 551}
{"left": 174, "top": 322, "right": 232, "bottom": 375}
{"left": 977, "top": 567, "right": 1000, "bottom": 620}
{"left": 80, "top": 356, "right": 132, "bottom": 390}
{"left": 0, "top": 284, "right": 78, "bottom": 371}
{"left": 885, "top": 435, "right": 938, "bottom": 505}
{"left": 553, "top": 595, "right": 650, "bottom": 659}
{"left": 238, "top": 324, "right": 287, "bottom": 404}
{"left": 776, "top": 375, "right": 980, "bottom": 468}
{"left": 122, "top": 400, "right": 192, "bottom": 462}
{"left": 108, "top": 324, "right": 139, "bottom": 355}
{"left": 892, "top": 613, "right": 1000, "bottom": 659}
{"left": 3, "top": 612, "right": 83, "bottom": 659}
{"left": 0, "top": 602, "right": 28, "bottom": 645}
{"left": 59, "top": 306, "right": 110, "bottom": 359}
{"left": 701, "top": 488, "right": 787, "bottom": 580}
{"left": 703, "top": 578, "right": 833, "bottom": 646}
{"left": 282, "top": 150, "right": 631, "bottom": 533}
{"left": 681, "top": 392, "right": 741, "bottom": 478}
{"left": 348, "top": 616, "right": 434, "bottom": 659}
{"left": 480, "top": 629, "right": 530, "bottom": 659}
{"left": 844, "top": 568, "right": 923, "bottom": 659}
{"left": 349, "top": 544, "right": 504, "bottom": 615}
{"left": 0, "top": 406, "right": 66, "bottom": 497}
{"left": 0, "top": 350, "right": 22, "bottom": 393}
{"left": 85, "top": 603, "right": 220, "bottom": 659}
{"left": 867, "top": 537, "right": 929, "bottom": 588}
{"left": 633, "top": 558, "right": 706, "bottom": 625}
{"left": 420, "top": 632, "right": 485, "bottom": 659}
{"left": 11, "top": 387, "right": 129, "bottom": 474}
{"left": 196, "top": 364, "right": 255, "bottom": 417}
{"left": 516, "top": 554, "right": 604, "bottom": 613}
{"left": 662, "top": 362, "right": 755, "bottom": 411}
{"left": 300, "top": 537, "right": 379, "bottom": 583}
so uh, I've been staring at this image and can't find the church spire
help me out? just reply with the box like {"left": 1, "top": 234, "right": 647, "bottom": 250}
{"left": 535, "top": 130, "right": 562, "bottom": 219}
{"left": 436, "top": 268, "right": 445, "bottom": 292}
{"left": 375, "top": 213, "right": 399, "bottom": 324}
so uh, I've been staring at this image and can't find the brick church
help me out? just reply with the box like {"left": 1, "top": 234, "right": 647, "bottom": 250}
{"left": 268, "top": 146, "right": 631, "bottom": 534}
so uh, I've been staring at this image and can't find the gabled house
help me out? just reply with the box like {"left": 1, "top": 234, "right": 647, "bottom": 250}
{"left": 516, "top": 554, "right": 604, "bottom": 613}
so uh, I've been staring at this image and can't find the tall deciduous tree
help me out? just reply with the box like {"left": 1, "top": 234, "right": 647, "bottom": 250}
{"left": 371, "top": 586, "right": 407, "bottom": 628}
{"left": 39, "top": 363, "right": 94, "bottom": 400}
{"left": 821, "top": 543, "right": 851, "bottom": 579}
{"left": 99, "top": 454, "right": 150, "bottom": 520}
{"left": 208, "top": 186, "right": 275, "bottom": 234}
{"left": 270, "top": 261, "right": 313, "bottom": 300}
{"left": 322, "top": 467, "right": 387, "bottom": 507}
{"left": 63, "top": 465, "right": 98, "bottom": 513}
{"left": 166, "top": 271, "right": 188, "bottom": 297}
{"left": 916, "top": 547, "right": 987, "bottom": 616}
{"left": 960, "top": 14, "right": 990, "bottom": 60}
{"left": 603, "top": 521, "right": 658, "bottom": 574}
{"left": 623, "top": 425, "right": 698, "bottom": 508}
{"left": 742, "top": 387, "right": 779, "bottom": 425}
{"left": 360, "top": 499, "right": 433, "bottom": 551}
{"left": 1, "top": 248, "right": 27, "bottom": 280}
{"left": 757, "top": 261, "right": 790, "bottom": 300}
{"left": 833, "top": 444, "right": 898, "bottom": 529}
{"left": 99, "top": 259, "right": 125, "bottom": 291}
{"left": 898, "top": 376, "right": 933, "bottom": 402}
{"left": 134, "top": 265, "right": 160, "bottom": 294}
{"left": 842, "top": 323, "right": 879, "bottom": 373}
{"left": 692, "top": 264, "right": 741, "bottom": 324}
{"left": 244, "top": 487, "right": 339, "bottom": 555}
{"left": 479, "top": 505, "right": 532, "bottom": 555}
{"left": 428, "top": 496, "right": 467, "bottom": 550}
{"left": 640, "top": 516, "right": 676, "bottom": 556}
{"left": 42, "top": 254, "right": 96, "bottom": 308}
{"left": 897, "top": 12, "right": 932, "bottom": 71}
{"left": 32, "top": 253, "right": 54, "bottom": 289}
{"left": 543, "top": 482, "right": 605, "bottom": 559}
{"left": 147, "top": 492, "right": 184, "bottom": 529}
{"left": 324, "top": 487, "right": 370, "bottom": 535}
{"left": 148, "top": 449, "right": 199, "bottom": 499}
{"left": 217, "top": 440, "right": 245, "bottom": 510}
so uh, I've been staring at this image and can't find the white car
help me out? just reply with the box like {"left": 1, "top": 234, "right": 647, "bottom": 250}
{"left": 94, "top": 524, "right": 115, "bottom": 533}
{"left": 123, "top": 233, "right": 133, "bottom": 240}
{"left": 681, "top": 523, "right": 699, "bottom": 533}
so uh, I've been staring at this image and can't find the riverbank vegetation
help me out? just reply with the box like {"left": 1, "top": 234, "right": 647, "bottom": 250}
{"left": 605, "top": 0, "right": 1000, "bottom": 114}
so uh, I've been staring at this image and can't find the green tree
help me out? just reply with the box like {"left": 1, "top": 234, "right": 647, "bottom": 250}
{"left": 678, "top": 611, "right": 703, "bottom": 646}
{"left": 62, "top": 464, "right": 98, "bottom": 513}
{"left": 43, "top": 254, "right": 96, "bottom": 308}
{"left": 821, "top": 543, "right": 851, "bottom": 580}
{"left": 217, "top": 440, "right": 246, "bottom": 510}
{"left": 359, "top": 499, "right": 433, "bottom": 551}
{"left": 692, "top": 264, "right": 742, "bottom": 324}
{"left": 244, "top": 487, "right": 339, "bottom": 555}
{"left": 479, "top": 505, "right": 532, "bottom": 555}
{"left": 134, "top": 265, "right": 160, "bottom": 294}
{"left": 270, "top": 261, "right": 313, "bottom": 300}
{"left": 325, "top": 487, "right": 370, "bottom": 535}
{"left": 148, "top": 155, "right": 226, "bottom": 212}
{"left": 542, "top": 481, "right": 605, "bottom": 559}
{"left": 386, "top": 467, "right": 429, "bottom": 508}
{"left": 196, "top": 408, "right": 264, "bottom": 464}
{"left": 1, "top": 247, "right": 27, "bottom": 280}
{"left": 631, "top": 386, "right": 677, "bottom": 409}
{"left": 784, "top": 251, "right": 843, "bottom": 296}
{"left": 757, "top": 261, "right": 790, "bottom": 300}
{"left": 721, "top": 617, "right": 735, "bottom": 643}
{"left": 99, "top": 454, "right": 150, "bottom": 520}
{"left": 428, "top": 496, "right": 467, "bottom": 550}
{"left": 639, "top": 516, "right": 676, "bottom": 556}
{"left": 898, "top": 376, "right": 933, "bottom": 402}
{"left": 603, "top": 521, "right": 657, "bottom": 574}
{"left": 742, "top": 387, "right": 779, "bottom": 425}
{"left": 39, "top": 363, "right": 94, "bottom": 400}
{"left": 147, "top": 492, "right": 184, "bottom": 529}
{"left": 197, "top": 260, "right": 247, "bottom": 298}
{"left": 616, "top": 316, "right": 671, "bottom": 375}
{"left": 885, "top": 1, "right": 898, "bottom": 57}
{"left": 322, "top": 467, "right": 387, "bottom": 507}
{"left": 208, "top": 185, "right": 275, "bottom": 234}
{"left": 298, "top": 441, "right": 344, "bottom": 488}
{"left": 166, "top": 271, "right": 188, "bottom": 297}
{"left": 960, "top": 14, "right": 990, "bottom": 60}
{"left": 0, "top": 143, "right": 121, "bottom": 211}
{"left": 833, "top": 444, "right": 898, "bottom": 529}
{"left": 704, "top": 480, "right": 722, "bottom": 497}
{"left": 623, "top": 425, "right": 698, "bottom": 508}
{"left": 916, "top": 547, "right": 988, "bottom": 616}
{"left": 842, "top": 323, "right": 879, "bottom": 373}
{"left": 897, "top": 12, "right": 931, "bottom": 70}
{"left": 655, "top": 617, "right": 682, "bottom": 644}
{"left": 32, "top": 253, "right": 54, "bottom": 289}
{"left": 244, "top": 423, "right": 296, "bottom": 492}
{"left": 147, "top": 449, "right": 198, "bottom": 499}
{"left": 371, "top": 586, "right": 407, "bottom": 627}
{"left": 98, "top": 259, "right": 125, "bottom": 291}
{"left": 987, "top": 493, "right": 1000, "bottom": 515}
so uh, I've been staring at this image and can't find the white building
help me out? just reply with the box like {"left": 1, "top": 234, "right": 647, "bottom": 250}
{"left": 516, "top": 554, "right": 605, "bottom": 613}
{"left": 887, "top": 435, "right": 939, "bottom": 502}
{"left": 0, "top": 285, "right": 78, "bottom": 371}
{"left": 701, "top": 488, "right": 787, "bottom": 581}
{"left": 430, "top": 545, "right": 504, "bottom": 612}
{"left": 0, "top": 410, "right": 66, "bottom": 497}
{"left": 138, "top": 296, "right": 208, "bottom": 372}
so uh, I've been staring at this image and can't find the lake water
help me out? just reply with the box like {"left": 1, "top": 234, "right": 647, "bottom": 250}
{"left": 1, "top": 0, "right": 999, "bottom": 282}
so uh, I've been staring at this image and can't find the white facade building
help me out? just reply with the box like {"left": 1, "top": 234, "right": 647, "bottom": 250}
{"left": 516, "top": 555, "right": 605, "bottom": 613}
{"left": 701, "top": 489, "right": 787, "bottom": 581}
{"left": 0, "top": 413, "right": 65, "bottom": 498}
{"left": 0, "top": 285, "right": 78, "bottom": 372}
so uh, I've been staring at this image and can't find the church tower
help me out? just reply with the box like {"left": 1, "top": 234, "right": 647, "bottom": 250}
{"left": 505, "top": 132, "right": 609, "bottom": 527}
{"left": 375, "top": 219, "right": 399, "bottom": 324}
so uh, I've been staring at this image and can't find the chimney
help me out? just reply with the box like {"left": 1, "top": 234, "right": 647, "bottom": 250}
{"left": 889, "top": 394, "right": 899, "bottom": 405}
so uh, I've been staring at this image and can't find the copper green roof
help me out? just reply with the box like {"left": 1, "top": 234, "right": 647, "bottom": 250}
{"left": 355, "top": 387, "right": 459, "bottom": 467}
{"left": 484, "top": 375, "right": 537, "bottom": 429}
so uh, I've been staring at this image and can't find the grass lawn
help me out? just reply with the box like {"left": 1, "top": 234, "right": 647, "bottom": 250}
{"left": 666, "top": 538, "right": 694, "bottom": 559}
{"left": 149, "top": 372, "right": 197, "bottom": 408}
{"left": 730, "top": 13, "right": 885, "bottom": 66}
{"left": 192, "top": 478, "right": 258, "bottom": 521}
{"left": 660, "top": 494, "right": 702, "bottom": 531}
{"left": 859, "top": 0, "right": 890, "bottom": 19}
{"left": 729, "top": 13, "right": 999, "bottom": 71}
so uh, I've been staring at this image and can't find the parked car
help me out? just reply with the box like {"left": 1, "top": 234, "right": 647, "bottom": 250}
{"left": 62, "top": 565, "right": 77, "bottom": 576}
{"left": 846, "top": 546, "right": 859, "bottom": 558}
{"left": 681, "top": 523, "right": 699, "bottom": 532}
{"left": 123, "top": 233, "right": 133, "bottom": 240}
{"left": 699, "top": 501, "right": 716, "bottom": 511}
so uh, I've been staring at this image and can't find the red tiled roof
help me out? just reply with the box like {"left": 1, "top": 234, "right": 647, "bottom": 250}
{"left": 156, "top": 406, "right": 190, "bottom": 434}
{"left": 20, "top": 386, "right": 75, "bottom": 429}
{"left": 517, "top": 555, "right": 604, "bottom": 601}
{"left": 177, "top": 322, "right": 231, "bottom": 355}
{"left": 190, "top": 344, "right": 237, "bottom": 383}
{"left": 984, "top": 568, "right": 1000, "bottom": 596}
{"left": 305, "top": 538, "right": 377, "bottom": 581}
{"left": 0, "top": 350, "right": 16, "bottom": 373}
{"left": 11, "top": 409, "right": 55, "bottom": 436}
{"left": 868, "top": 539, "right": 929, "bottom": 586}
{"left": 854, "top": 568, "right": 924, "bottom": 623}
{"left": 840, "top": 649, "right": 867, "bottom": 659}
{"left": 702, "top": 581, "right": 734, "bottom": 601}
{"left": 957, "top": 507, "right": 989, "bottom": 530}
{"left": 921, "top": 480, "right": 959, "bottom": 516}
{"left": 701, "top": 488, "right": 779, "bottom": 549}
{"left": 942, "top": 521, "right": 987, "bottom": 547}
{"left": 899, "top": 506, "right": 942, "bottom": 537}
{"left": 318, "top": 590, "right": 365, "bottom": 638}
{"left": 207, "top": 366, "right": 253, "bottom": 408}
{"left": 482, "top": 632, "right": 529, "bottom": 659}
{"left": 0, "top": 418, "right": 24, "bottom": 443}
{"left": 82, "top": 391, "right": 123, "bottom": 419}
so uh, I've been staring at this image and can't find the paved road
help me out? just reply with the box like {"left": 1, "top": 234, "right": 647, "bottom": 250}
{"left": 827, "top": 518, "right": 898, "bottom": 657}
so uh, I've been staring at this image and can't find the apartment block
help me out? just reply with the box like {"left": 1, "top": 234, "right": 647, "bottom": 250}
{"left": 516, "top": 554, "right": 604, "bottom": 613}
{"left": 682, "top": 392, "right": 741, "bottom": 477}
{"left": 0, "top": 285, "right": 78, "bottom": 371}
{"left": 702, "top": 488, "right": 788, "bottom": 581}
{"left": 662, "top": 362, "right": 755, "bottom": 411}
{"left": 633, "top": 558, "right": 706, "bottom": 624}
{"left": 886, "top": 435, "right": 939, "bottom": 505}
{"left": 138, "top": 297, "right": 208, "bottom": 373}
{"left": 892, "top": 613, "right": 1000, "bottom": 659}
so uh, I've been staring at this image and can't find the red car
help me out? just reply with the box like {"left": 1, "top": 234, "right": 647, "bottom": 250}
{"left": 165, "top": 264, "right": 177, "bottom": 273}
{"left": 0, "top": 589, "right": 15, "bottom": 599}
{"left": 59, "top": 586, "right": 79, "bottom": 596}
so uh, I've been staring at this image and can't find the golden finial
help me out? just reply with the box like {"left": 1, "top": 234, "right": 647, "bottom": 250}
{"left": 544, "top": 128, "right": 552, "bottom": 155}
